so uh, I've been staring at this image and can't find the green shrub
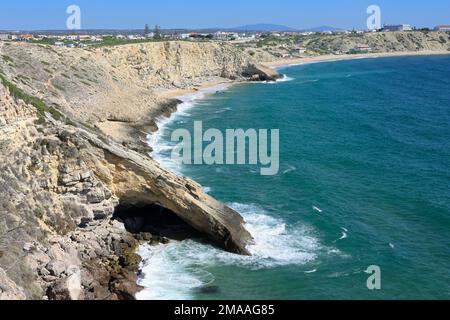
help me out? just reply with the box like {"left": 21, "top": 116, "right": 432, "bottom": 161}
{"left": 1, "top": 55, "right": 13, "bottom": 63}
{"left": 0, "top": 73, "right": 63, "bottom": 121}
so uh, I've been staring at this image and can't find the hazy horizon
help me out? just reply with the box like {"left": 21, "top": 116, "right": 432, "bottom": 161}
{"left": 1, "top": 0, "right": 449, "bottom": 31}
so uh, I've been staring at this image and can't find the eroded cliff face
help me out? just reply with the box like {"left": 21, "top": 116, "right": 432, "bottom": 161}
{"left": 306, "top": 31, "right": 450, "bottom": 54}
{"left": 0, "top": 41, "right": 271, "bottom": 300}
{"left": 0, "top": 41, "right": 275, "bottom": 124}
{"left": 0, "top": 41, "right": 278, "bottom": 153}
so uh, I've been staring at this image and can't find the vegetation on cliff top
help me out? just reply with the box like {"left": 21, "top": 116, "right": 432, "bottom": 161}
{"left": 0, "top": 73, "right": 63, "bottom": 121}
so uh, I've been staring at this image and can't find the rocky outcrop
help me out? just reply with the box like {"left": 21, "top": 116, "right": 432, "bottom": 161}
{"left": 244, "top": 64, "right": 283, "bottom": 81}
{"left": 306, "top": 31, "right": 450, "bottom": 55}
{"left": 0, "top": 41, "right": 277, "bottom": 123}
{"left": 0, "top": 41, "right": 279, "bottom": 153}
{"left": 0, "top": 42, "right": 257, "bottom": 299}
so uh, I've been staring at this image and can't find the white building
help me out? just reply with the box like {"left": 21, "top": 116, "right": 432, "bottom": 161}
{"left": 214, "top": 31, "right": 239, "bottom": 40}
{"left": 383, "top": 24, "right": 413, "bottom": 32}
{"left": 0, "top": 34, "right": 9, "bottom": 41}
{"left": 290, "top": 47, "right": 307, "bottom": 54}
{"left": 180, "top": 33, "right": 192, "bottom": 39}
{"left": 434, "top": 25, "right": 450, "bottom": 31}
{"left": 352, "top": 44, "right": 372, "bottom": 52}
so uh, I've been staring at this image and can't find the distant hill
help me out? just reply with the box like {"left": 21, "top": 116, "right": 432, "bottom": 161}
{"left": 300, "top": 25, "right": 344, "bottom": 32}
{"left": 227, "top": 24, "right": 346, "bottom": 33}
{"left": 228, "top": 24, "right": 298, "bottom": 32}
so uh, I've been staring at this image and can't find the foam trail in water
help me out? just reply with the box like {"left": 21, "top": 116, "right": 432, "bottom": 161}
{"left": 136, "top": 244, "right": 204, "bottom": 300}
{"left": 136, "top": 203, "right": 322, "bottom": 300}
{"left": 283, "top": 165, "right": 297, "bottom": 174}
{"left": 304, "top": 269, "right": 317, "bottom": 274}
{"left": 312, "top": 206, "right": 323, "bottom": 213}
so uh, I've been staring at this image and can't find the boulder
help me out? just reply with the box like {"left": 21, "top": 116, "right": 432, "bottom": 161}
{"left": 45, "top": 260, "right": 66, "bottom": 277}
{"left": 86, "top": 188, "right": 105, "bottom": 204}
{"left": 244, "top": 63, "right": 282, "bottom": 81}
{"left": 46, "top": 275, "right": 82, "bottom": 300}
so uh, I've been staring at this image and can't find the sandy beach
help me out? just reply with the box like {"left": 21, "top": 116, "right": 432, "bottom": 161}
{"left": 262, "top": 50, "right": 450, "bottom": 69}
{"left": 156, "top": 50, "right": 450, "bottom": 104}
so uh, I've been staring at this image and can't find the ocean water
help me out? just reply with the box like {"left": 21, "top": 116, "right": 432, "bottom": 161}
{"left": 137, "top": 55, "right": 450, "bottom": 300}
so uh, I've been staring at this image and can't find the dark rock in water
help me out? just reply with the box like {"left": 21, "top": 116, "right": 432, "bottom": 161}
{"left": 135, "top": 232, "right": 153, "bottom": 242}
{"left": 151, "top": 235, "right": 170, "bottom": 245}
{"left": 243, "top": 63, "right": 282, "bottom": 81}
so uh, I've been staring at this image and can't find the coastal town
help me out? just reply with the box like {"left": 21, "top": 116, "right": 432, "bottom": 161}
{"left": 1, "top": 24, "right": 449, "bottom": 51}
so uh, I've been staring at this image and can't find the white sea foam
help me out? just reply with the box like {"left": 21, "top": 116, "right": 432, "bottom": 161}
{"left": 136, "top": 243, "right": 211, "bottom": 300}
{"left": 147, "top": 83, "right": 231, "bottom": 173}
{"left": 338, "top": 232, "right": 348, "bottom": 240}
{"left": 260, "top": 74, "right": 294, "bottom": 84}
{"left": 276, "top": 75, "right": 294, "bottom": 82}
{"left": 337, "top": 227, "right": 348, "bottom": 241}
{"left": 298, "top": 79, "right": 319, "bottom": 84}
{"left": 136, "top": 203, "right": 322, "bottom": 300}
{"left": 227, "top": 203, "right": 319, "bottom": 267}
{"left": 312, "top": 206, "right": 323, "bottom": 213}
{"left": 203, "top": 186, "right": 212, "bottom": 193}
{"left": 283, "top": 165, "right": 297, "bottom": 174}
{"left": 304, "top": 269, "right": 317, "bottom": 274}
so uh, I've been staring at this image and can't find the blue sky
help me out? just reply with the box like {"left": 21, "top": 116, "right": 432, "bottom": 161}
{"left": 0, "top": 0, "right": 449, "bottom": 30}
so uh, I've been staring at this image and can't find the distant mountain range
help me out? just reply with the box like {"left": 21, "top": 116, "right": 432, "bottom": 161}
{"left": 226, "top": 24, "right": 344, "bottom": 32}
{"left": 227, "top": 24, "right": 298, "bottom": 32}
{"left": 301, "top": 25, "right": 345, "bottom": 32}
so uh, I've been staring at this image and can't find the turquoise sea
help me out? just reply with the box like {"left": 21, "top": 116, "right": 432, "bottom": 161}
{"left": 138, "top": 55, "right": 450, "bottom": 300}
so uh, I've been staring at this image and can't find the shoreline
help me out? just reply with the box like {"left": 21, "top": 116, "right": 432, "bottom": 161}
{"left": 154, "top": 50, "right": 450, "bottom": 114}
{"left": 146, "top": 49, "right": 450, "bottom": 153}
{"left": 137, "top": 49, "right": 450, "bottom": 299}
{"left": 262, "top": 50, "right": 450, "bottom": 69}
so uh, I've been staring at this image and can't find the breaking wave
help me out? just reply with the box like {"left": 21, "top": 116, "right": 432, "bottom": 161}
{"left": 136, "top": 203, "right": 322, "bottom": 300}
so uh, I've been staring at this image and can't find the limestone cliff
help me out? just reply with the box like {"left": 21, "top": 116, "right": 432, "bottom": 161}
{"left": 0, "top": 41, "right": 278, "bottom": 300}
{"left": 243, "top": 31, "right": 450, "bottom": 61}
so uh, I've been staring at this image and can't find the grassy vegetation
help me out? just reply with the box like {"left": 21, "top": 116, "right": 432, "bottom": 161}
{"left": 90, "top": 35, "right": 164, "bottom": 47}
{"left": 32, "top": 38, "right": 56, "bottom": 45}
{"left": 0, "top": 73, "right": 63, "bottom": 121}
{"left": 256, "top": 35, "right": 301, "bottom": 47}
{"left": 2, "top": 55, "right": 13, "bottom": 63}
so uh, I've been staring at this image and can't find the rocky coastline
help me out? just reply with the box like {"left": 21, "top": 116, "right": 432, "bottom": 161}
{"left": 0, "top": 41, "right": 279, "bottom": 300}
{"left": 2, "top": 36, "right": 447, "bottom": 300}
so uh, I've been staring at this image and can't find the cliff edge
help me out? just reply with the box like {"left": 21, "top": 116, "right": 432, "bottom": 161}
{"left": 0, "top": 41, "right": 280, "bottom": 299}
